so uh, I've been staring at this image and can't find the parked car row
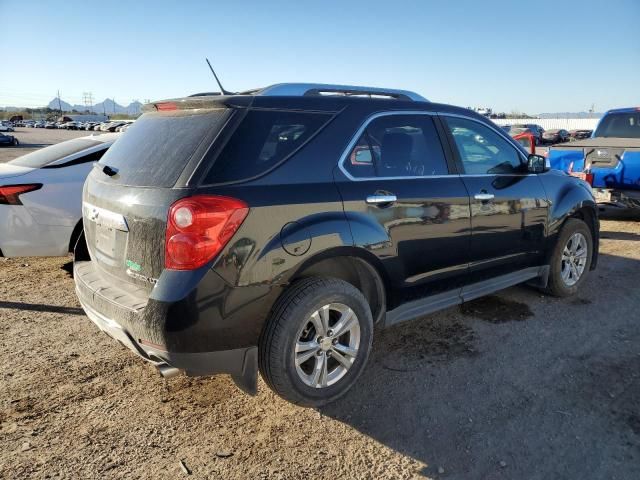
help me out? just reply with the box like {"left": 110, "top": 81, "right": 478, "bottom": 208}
{"left": 6, "top": 119, "right": 135, "bottom": 132}
{"left": 500, "top": 123, "right": 594, "bottom": 145}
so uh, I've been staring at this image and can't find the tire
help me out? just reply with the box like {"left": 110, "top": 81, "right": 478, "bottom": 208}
{"left": 259, "top": 277, "right": 374, "bottom": 407}
{"left": 544, "top": 218, "right": 593, "bottom": 297}
{"left": 12, "top": 138, "right": 19, "bottom": 146}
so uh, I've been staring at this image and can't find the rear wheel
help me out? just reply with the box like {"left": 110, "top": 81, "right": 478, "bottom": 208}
{"left": 545, "top": 218, "right": 593, "bottom": 297}
{"left": 259, "top": 277, "right": 373, "bottom": 407}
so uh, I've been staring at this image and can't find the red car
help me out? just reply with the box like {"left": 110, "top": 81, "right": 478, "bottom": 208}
{"left": 512, "top": 131, "right": 537, "bottom": 155}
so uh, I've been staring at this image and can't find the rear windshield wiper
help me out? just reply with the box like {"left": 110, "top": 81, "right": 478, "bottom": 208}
{"left": 94, "top": 162, "right": 118, "bottom": 177}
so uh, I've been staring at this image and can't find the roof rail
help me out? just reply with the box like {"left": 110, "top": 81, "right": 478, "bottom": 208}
{"left": 256, "top": 83, "right": 428, "bottom": 102}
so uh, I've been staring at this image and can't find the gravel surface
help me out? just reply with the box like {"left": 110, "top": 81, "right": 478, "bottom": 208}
{"left": 1, "top": 135, "right": 639, "bottom": 479}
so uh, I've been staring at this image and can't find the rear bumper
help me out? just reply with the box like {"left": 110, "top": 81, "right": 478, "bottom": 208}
{"left": 593, "top": 187, "right": 640, "bottom": 209}
{"left": 73, "top": 258, "right": 276, "bottom": 393}
{"left": 77, "top": 279, "right": 259, "bottom": 393}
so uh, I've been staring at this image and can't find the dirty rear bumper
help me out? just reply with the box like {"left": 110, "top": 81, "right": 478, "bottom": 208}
{"left": 74, "top": 260, "right": 260, "bottom": 394}
{"left": 78, "top": 294, "right": 258, "bottom": 394}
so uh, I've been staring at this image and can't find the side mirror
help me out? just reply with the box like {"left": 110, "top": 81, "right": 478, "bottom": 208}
{"left": 527, "top": 154, "right": 550, "bottom": 174}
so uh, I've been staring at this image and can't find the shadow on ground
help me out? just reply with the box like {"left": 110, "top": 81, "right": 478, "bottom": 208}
{"left": 318, "top": 253, "right": 640, "bottom": 479}
{"left": 0, "top": 300, "right": 84, "bottom": 315}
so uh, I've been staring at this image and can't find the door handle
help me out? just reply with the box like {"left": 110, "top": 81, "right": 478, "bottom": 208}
{"left": 366, "top": 194, "right": 397, "bottom": 205}
{"left": 474, "top": 193, "right": 495, "bottom": 201}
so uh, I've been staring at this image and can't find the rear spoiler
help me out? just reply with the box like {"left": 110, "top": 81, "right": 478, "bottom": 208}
{"left": 142, "top": 95, "right": 253, "bottom": 113}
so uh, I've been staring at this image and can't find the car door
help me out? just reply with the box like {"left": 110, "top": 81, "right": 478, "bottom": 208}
{"left": 440, "top": 114, "right": 549, "bottom": 284}
{"left": 335, "top": 112, "right": 472, "bottom": 303}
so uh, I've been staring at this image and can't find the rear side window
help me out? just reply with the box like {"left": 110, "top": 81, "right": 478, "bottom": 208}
{"left": 98, "top": 109, "right": 230, "bottom": 187}
{"left": 9, "top": 138, "right": 102, "bottom": 168}
{"left": 345, "top": 114, "right": 448, "bottom": 178}
{"left": 44, "top": 148, "right": 108, "bottom": 168}
{"left": 204, "top": 110, "right": 332, "bottom": 184}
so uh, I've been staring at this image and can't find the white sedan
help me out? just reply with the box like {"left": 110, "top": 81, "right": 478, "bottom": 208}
{"left": 0, "top": 133, "right": 120, "bottom": 257}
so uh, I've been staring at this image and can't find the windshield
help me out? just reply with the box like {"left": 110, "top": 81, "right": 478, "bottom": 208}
{"left": 594, "top": 112, "right": 640, "bottom": 138}
{"left": 9, "top": 138, "right": 103, "bottom": 168}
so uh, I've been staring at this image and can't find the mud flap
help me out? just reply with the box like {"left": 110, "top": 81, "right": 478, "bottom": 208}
{"left": 231, "top": 346, "right": 258, "bottom": 396}
{"left": 526, "top": 265, "right": 550, "bottom": 288}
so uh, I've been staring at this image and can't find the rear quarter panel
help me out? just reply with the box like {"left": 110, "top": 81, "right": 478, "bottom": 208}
{"left": 22, "top": 163, "right": 92, "bottom": 227}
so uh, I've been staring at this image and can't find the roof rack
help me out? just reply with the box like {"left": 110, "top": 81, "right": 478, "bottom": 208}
{"left": 255, "top": 83, "right": 428, "bottom": 102}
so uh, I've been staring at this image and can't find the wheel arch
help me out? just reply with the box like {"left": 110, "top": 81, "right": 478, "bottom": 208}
{"left": 547, "top": 203, "right": 599, "bottom": 270}
{"left": 68, "top": 219, "right": 84, "bottom": 253}
{"left": 285, "top": 247, "right": 390, "bottom": 325}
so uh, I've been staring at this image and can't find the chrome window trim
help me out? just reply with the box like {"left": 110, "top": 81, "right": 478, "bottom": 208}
{"left": 337, "top": 110, "right": 533, "bottom": 182}
{"left": 337, "top": 110, "right": 444, "bottom": 182}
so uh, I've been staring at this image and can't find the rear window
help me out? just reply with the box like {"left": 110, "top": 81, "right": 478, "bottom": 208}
{"left": 204, "top": 110, "right": 332, "bottom": 184}
{"left": 594, "top": 112, "right": 640, "bottom": 138}
{"left": 98, "top": 109, "right": 230, "bottom": 187}
{"left": 10, "top": 138, "right": 102, "bottom": 168}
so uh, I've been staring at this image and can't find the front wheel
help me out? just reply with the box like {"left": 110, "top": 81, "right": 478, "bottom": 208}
{"left": 545, "top": 218, "right": 593, "bottom": 297}
{"left": 259, "top": 277, "right": 373, "bottom": 407}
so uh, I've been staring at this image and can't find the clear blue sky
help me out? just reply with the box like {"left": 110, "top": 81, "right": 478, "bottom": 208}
{"left": 1, "top": 0, "right": 638, "bottom": 113}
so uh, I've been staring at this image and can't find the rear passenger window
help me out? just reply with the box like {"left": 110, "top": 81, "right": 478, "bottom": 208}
{"left": 205, "top": 110, "right": 332, "bottom": 183}
{"left": 344, "top": 115, "right": 448, "bottom": 178}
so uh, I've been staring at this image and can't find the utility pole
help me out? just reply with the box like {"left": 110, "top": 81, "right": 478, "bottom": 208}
{"left": 113, "top": 97, "right": 116, "bottom": 115}
{"left": 82, "top": 92, "right": 94, "bottom": 113}
{"left": 57, "top": 90, "right": 62, "bottom": 117}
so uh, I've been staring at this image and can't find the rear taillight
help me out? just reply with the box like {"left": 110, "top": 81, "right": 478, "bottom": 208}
{"left": 0, "top": 184, "right": 42, "bottom": 205}
{"left": 165, "top": 195, "right": 249, "bottom": 270}
{"left": 584, "top": 173, "right": 594, "bottom": 185}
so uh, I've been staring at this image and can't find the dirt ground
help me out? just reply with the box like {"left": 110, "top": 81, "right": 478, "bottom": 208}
{"left": 1, "top": 137, "right": 639, "bottom": 479}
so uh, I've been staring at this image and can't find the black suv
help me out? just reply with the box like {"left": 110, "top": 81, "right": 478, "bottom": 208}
{"left": 74, "top": 83, "right": 599, "bottom": 406}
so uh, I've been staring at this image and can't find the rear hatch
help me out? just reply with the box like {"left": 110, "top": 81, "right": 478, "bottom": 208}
{"left": 83, "top": 103, "right": 233, "bottom": 292}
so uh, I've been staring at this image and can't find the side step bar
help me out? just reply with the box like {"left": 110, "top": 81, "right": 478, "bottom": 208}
{"left": 385, "top": 266, "right": 548, "bottom": 327}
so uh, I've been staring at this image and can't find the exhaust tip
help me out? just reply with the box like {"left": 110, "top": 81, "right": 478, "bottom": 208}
{"left": 157, "top": 363, "right": 181, "bottom": 379}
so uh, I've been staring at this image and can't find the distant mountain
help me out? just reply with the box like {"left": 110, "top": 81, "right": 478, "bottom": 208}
{"left": 47, "top": 98, "right": 73, "bottom": 111}
{"left": 46, "top": 97, "right": 143, "bottom": 115}
{"left": 537, "top": 112, "right": 603, "bottom": 119}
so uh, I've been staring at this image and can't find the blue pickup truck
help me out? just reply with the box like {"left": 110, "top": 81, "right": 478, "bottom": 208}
{"left": 548, "top": 107, "right": 640, "bottom": 210}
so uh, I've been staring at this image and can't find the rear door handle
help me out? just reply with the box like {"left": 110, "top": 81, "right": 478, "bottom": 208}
{"left": 474, "top": 193, "right": 495, "bottom": 201}
{"left": 366, "top": 194, "right": 397, "bottom": 205}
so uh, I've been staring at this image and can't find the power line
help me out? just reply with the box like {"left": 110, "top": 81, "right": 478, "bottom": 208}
{"left": 83, "top": 92, "right": 94, "bottom": 112}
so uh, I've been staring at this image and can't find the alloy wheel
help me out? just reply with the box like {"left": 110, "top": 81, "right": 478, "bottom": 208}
{"left": 561, "top": 232, "right": 588, "bottom": 287}
{"left": 294, "top": 303, "right": 361, "bottom": 389}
